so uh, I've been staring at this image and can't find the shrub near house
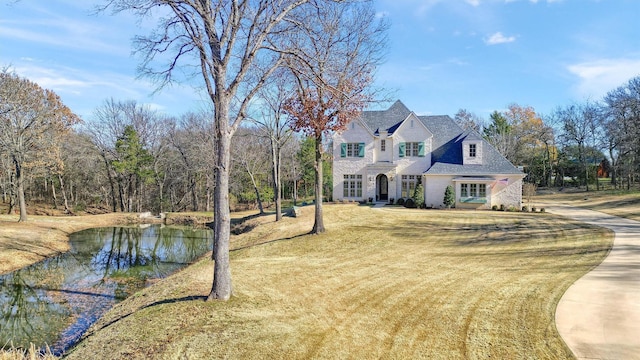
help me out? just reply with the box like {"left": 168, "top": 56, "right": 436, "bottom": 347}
{"left": 333, "top": 100, "right": 525, "bottom": 209}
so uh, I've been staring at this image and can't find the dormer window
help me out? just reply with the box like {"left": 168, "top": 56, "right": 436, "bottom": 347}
{"left": 381, "top": 139, "right": 386, "bottom": 152}
{"left": 463, "top": 141, "right": 482, "bottom": 165}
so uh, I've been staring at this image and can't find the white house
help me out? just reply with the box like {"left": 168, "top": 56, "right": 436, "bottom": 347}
{"left": 332, "top": 100, "right": 525, "bottom": 209}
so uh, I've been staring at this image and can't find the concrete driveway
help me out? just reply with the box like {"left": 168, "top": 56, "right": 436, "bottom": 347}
{"left": 543, "top": 204, "right": 640, "bottom": 360}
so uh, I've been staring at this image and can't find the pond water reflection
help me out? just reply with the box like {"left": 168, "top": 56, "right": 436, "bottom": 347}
{"left": 0, "top": 225, "right": 211, "bottom": 355}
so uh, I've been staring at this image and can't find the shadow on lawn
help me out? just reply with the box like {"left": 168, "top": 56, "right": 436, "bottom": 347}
{"left": 231, "top": 232, "right": 310, "bottom": 252}
{"left": 83, "top": 295, "right": 207, "bottom": 340}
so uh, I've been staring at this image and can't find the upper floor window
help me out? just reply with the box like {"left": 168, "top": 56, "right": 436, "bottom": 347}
{"left": 469, "top": 143, "right": 476, "bottom": 158}
{"left": 340, "top": 142, "right": 365, "bottom": 157}
{"left": 380, "top": 139, "right": 386, "bottom": 152}
{"left": 399, "top": 142, "right": 425, "bottom": 157}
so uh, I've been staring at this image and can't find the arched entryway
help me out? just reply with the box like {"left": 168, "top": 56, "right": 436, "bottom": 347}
{"left": 376, "top": 174, "right": 389, "bottom": 201}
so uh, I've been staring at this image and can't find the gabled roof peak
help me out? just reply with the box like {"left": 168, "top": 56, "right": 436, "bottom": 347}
{"left": 387, "top": 100, "right": 411, "bottom": 115}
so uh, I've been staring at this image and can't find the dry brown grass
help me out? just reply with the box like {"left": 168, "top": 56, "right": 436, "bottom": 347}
{"left": 63, "top": 204, "right": 612, "bottom": 360}
{"left": 0, "top": 344, "right": 56, "bottom": 360}
{"left": 533, "top": 188, "right": 640, "bottom": 221}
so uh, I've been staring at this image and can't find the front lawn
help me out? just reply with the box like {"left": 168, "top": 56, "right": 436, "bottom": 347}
{"left": 66, "top": 204, "right": 612, "bottom": 359}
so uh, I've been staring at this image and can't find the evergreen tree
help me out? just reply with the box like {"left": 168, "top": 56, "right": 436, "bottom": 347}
{"left": 412, "top": 181, "right": 424, "bottom": 208}
{"left": 112, "top": 125, "right": 154, "bottom": 212}
{"left": 443, "top": 185, "right": 455, "bottom": 208}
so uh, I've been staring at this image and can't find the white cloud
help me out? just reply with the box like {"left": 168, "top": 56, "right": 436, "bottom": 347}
{"left": 484, "top": 32, "right": 516, "bottom": 45}
{"left": 466, "top": 0, "right": 481, "bottom": 6}
{"left": 568, "top": 58, "right": 640, "bottom": 98}
{"left": 12, "top": 63, "right": 141, "bottom": 97}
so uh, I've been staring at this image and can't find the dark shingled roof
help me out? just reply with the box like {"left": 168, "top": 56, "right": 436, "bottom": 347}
{"left": 360, "top": 100, "right": 411, "bottom": 134}
{"left": 358, "top": 100, "right": 523, "bottom": 176}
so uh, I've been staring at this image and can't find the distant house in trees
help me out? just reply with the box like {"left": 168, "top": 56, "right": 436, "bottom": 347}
{"left": 332, "top": 100, "right": 525, "bottom": 209}
{"left": 597, "top": 159, "right": 610, "bottom": 178}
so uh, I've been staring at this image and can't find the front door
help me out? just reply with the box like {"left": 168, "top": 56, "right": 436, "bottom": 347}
{"left": 377, "top": 174, "right": 388, "bottom": 201}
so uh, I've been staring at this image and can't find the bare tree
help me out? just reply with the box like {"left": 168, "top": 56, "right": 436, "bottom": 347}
{"left": 167, "top": 111, "right": 215, "bottom": 212}
{"left": 454, "top": 108, "right": 483, "bottom": 133}
{"left": 232, "top": 127, "right": 271, "bottom": 213}
{"left": 100, "top": 0, "right": 320, "bottom": 300}
{"left": 603, "top": 76, "right": 640, "bottom": 189}
{"left": 250, "top": 70, "right": 294, "bottom": 220}
{"left": 555, "top": 101, "right": 601, "bottom": 191}
{"left": 86, "top": 99, "right": 164, "bottom": 213}
{"left": 0, "top": 69, "right": 80, "bottom": 221}
{"left": 283, "top": 0, "right": 388, "bottom": 234}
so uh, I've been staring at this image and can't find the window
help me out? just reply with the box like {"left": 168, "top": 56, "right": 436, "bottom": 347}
{"left": 469, "top": 143, "right": 476, "bottom": 157}
{"left": 460, "top": 183, "right": 468, "bottom": 197}
{"left": 401, "top": 175, "right": 418, "bottom": 198}
{"left": 400, "top": 142, "right": 424, "bottom": 157}
{"left": 341, "top": 143, "right": 364, "bottom": 158}
{"left": 346, "top": 143, "right": 358, "bottom": 157}
{"left": 343, "top": 174, "right": 363, "bottom": 198}
{"left": 478, "top": 183, "right": 486, "bottom": 197}
{"left": 381, "top": 139, "right": 386, "bottom": 152}
{"left": 407, "top": 142, "right": 419, "bottom": 157}
{"left": 460, "top": 183, "right": 486, "bottom": 198}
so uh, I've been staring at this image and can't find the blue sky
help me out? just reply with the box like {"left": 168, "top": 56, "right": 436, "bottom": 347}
{"left": 2, "top": 0, "right": 640, "bottom": 121}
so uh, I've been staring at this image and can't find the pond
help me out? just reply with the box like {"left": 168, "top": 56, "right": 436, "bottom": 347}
{"left": 0, "top": 225, "right": 212, "bottom": 355}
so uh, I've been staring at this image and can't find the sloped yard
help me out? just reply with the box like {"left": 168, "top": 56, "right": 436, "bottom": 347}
{"left": 65, "top": 204, "right": 612, "bottom": 359}
{"left": 533, "top": 188, "right": 640, "bottom": 222}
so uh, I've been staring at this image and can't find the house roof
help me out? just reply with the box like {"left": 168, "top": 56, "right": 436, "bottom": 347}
{"left": 359, "top": 100, "right": 411, "bottom": 135}
{"left": 358, "top": 100, "right": 523, "bottom": 176}
{"left": 424, "top": 128, "right": 523, "bottom": 176}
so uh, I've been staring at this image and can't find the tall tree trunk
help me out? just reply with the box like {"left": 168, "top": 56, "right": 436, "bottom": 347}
{"left": 609, "top": 148, "right": 617, "bottom": 188}
{"left": 584, "top": 161, "right": 589, "bottom": 191}
{"left": 248, "top": 171, "right": 264, "bottom": 215}
{"left": 58, "top": 174, "right": 70, "bottom": 213}
{"left": 206, "top": 185, "right": 211, "bottom": 212}
{"left": 127, "top": 175, "right": 134, "bottom": 212}
{"left": 13, "top": 156, "right": 27, "bottom": 222}
{"left": 273, "top": 139, "right": 282, "bottom": 221}
{"left": 293, "top": 177, "right": 298, "bottom": 206}
{"left": 51, "top": 176, "right": 58, "bottom": 209}
{"left": 7, "top": 172, "right": 15, "bottom": 214}
{"left": 101, "top": 153, "right": 118, "bottom": 212}
{"left": 311, "top": 133, "right": 325, "bottom": 234}
{"left": 118, "top": 179, "right": 126, "bottom": 212}
{"left": 190, "top": 176, "right": 199, "bottom": 211}
{"left": 208, "top": 105, "right": 233, "bottom": 302}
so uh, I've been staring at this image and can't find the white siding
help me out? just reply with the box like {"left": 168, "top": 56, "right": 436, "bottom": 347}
{"left": 491, "top": 178, "right": 523, "bottom": 209}
{"left": 424, "top": 175, "right": 524, "bottom": 209}
{"left": 462, "top": 140, "right": 483, "bottom": 165}
{"left": 390, "top": 115, "right": 433, "bottom": 200}
{"left": 375, "top": 132, "right": 392, "bottom": 163}
{"left": 424, "top": 175, "right": 453, "bottom": 208}
{"left": 333, "top": 121, "right": 373, "bottom": 201}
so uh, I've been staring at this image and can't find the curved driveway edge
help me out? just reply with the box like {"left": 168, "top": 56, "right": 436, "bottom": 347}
{"left": 544, "top": 204, "right": 640, "bottom": 360}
